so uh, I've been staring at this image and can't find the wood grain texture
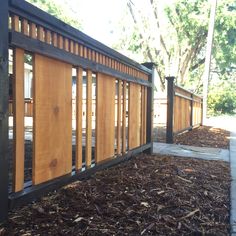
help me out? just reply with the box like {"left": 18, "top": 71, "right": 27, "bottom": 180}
{"left": 141, "top": 86, "right": 146, "bottom": 145}
{"left": 45, "top": 30, "right": 51, "bottom": 44}
{"left": 22, "top": 19, "right": 29, "bottom": 36}
{"left": 33, "top": 54, "right": 72, "bottom": 185}
{"left": 13, "top": 48, "right": 25, "bottom": 192}
{"left": 128, "top": 83, "right": 141, "bottom": 149}
{"left": 58, "top": 35, "right": 63, "bottom": 49}
{"left": 29, "top": 23, "right": 37, "bottom": 39}
{"left": 86, "top": 70, "right": 92, "bottom": 167}
{"left": 64, "top": 38, "right": 69, "bottom": 52}
{"left": 37, "top": 26, "right": 44, "bottom": 42}
{"left": 52, "top": 33, "right": 57, "bottom": 47}
{"left": 76, "top": 67, "right": 83, "bottom": 170}
{"left": 96, "top": 73, "right": 115, "bottom": 163}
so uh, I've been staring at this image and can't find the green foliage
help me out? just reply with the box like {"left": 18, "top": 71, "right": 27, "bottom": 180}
{"left": 26, "top": 0, "right": 81, "bottom": 29}
{"left": 115, "top": 0, "right": 236, "bottom": 92}
{"left": 213, "top": 0, "right": 236, "bottom": 75}
{"left": 208, "top": 82, "right": 236, "bottom": 115}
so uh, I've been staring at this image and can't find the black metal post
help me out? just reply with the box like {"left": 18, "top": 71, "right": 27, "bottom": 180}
{"left": 0, "top": 0, "right": 9, "bottom": 223}
{"left": 166, "top": 76, "right": 175, "bottom": 144}
{"left": 142, "top": 63, "right": 155, "bottom": 154}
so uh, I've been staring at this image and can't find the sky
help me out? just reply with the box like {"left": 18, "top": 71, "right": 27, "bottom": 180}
{"left": 51, "top": 0, "right": 175, "bottom": 47}
{"left": 58, "top": 0, "right": 128, "bottom": 47}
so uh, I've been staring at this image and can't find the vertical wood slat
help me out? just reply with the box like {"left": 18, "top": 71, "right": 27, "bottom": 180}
{"left": 37, "top": 26, "right": 44, "bottom": 42}
{"left": 75, "top": 43, "right": 79, "bottom": 55}
{"left": 52, "top": 32, "right": 58, "bottom": 47}
{"left": 128, "top": 83, "right": 141, "bottom": 149}
{"left": 79, "top": 45, "right": 83, "bottom": 57}
{"left": 64, "top": 38, "right": 69, "bottom": 52}
{"left": 84, "top": 47, "right": 87, "bottom": 59}
{"left": 22, "top": 19, "right": 29, "bottom": 36}
{"left": 122, "top": 81, "right": 127, "bottom": 153}
{"left": 58, "top": 35, "right": 63, "bottom": 49}
{"left": 96, "top": 73, "right": 115, "bottom": 163}
{"left": 30, "top": 22, "right": 37, "bottom": 39}
{"left": 45, "top": 30, "right": 51, "bottom": 44}
{"left": 76, "top": 67, "right": 83, "bottom": 170}
{"left": 86, "top": 70, "right": 92, "bottom": 167}
{"left": 12, "top": 15, "right": 19, "bottom": 32}
{"left": 117, "top": 80, "right": 122, "bottom": 155}
{"left": 70, "top": 40, "right": 74, "bottom": 54}
{"left": 140, "top": 86, "right": 145, "bottom": 145}
{"left": 13, "top": 48, "right": 25, "bottom": 192}
{"left": 33, "top": 54, "right": 72, "bottom": 184}
{"left": 92, "top": 50, "right": 95, "bottom": 61}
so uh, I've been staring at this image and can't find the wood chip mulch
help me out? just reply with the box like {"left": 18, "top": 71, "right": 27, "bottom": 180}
{"left": 1, "top": 154, "right": 230, "bottom": 236}
{"left": 175, "top": 126, "right": 230, "bottom": 149}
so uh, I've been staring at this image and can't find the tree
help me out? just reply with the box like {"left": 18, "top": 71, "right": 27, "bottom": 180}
{"left": 26, "top": 0, "right": 82, "bottom": 29}
{"left": 114, "top": 0, "right": 236, "bottom": 92}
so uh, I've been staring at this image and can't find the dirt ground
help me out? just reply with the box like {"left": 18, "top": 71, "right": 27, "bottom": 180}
{"left": 153, "top": 125, "right": 230, "bottom": 150}
{"left": 174, "top": 126, "right": 230, "bottom": 149}
{"left": 0, "top": 125, "right": 231, "bottom": 235}
{"left": 1, "top": 153, "right": 230, "bottom": 236}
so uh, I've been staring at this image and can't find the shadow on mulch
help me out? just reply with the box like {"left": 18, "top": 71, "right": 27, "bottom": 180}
{"left": 1, "top": 154, "right": 230, "bottom": 236}
{"left": 174, "top": 126, "right": 230, "bottom": 149}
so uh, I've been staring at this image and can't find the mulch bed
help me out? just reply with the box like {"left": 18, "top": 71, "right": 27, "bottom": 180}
{"left": 1, "top": 154, "right": 230, "bottom": 235}
{"left": 174, "top": 126, "right": 230, "bottom": 149}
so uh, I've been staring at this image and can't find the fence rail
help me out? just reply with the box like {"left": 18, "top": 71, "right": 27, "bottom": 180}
{"left": 166, "top": 77, "right": 203, "bottom": 143}
{"left": 0, "top": 0, "right": 154, "bottom": 222}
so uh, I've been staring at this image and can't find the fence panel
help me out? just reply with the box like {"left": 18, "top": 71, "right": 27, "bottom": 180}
{"left": 174, "top": 86, "right": 192, "bottom": 133}
{"left": 33, "top": 54, "right": 72, "bottom": 185}
{"left": 166, "top": 77, "right": 203, "bottom": 143}
{"left": 0, "top": 0, "right": 154, "bottom": 222}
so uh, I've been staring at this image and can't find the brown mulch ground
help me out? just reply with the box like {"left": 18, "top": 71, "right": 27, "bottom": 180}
{"left": 1, "top": 154, "right": 230, "bottom": 236}
{"left": 174, "top": 126, "right": 230, "bottom": 149}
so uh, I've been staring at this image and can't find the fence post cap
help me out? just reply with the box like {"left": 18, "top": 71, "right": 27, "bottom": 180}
{"left": 165, "top": 76, "right": 175, "bottom": 81}
{"left": 141, "top": 62, "right": 156, "bottom": 70}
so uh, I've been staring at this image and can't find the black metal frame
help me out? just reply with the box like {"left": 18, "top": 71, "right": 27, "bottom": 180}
{"left": 166, "top": 76, "right": 175, "bottom": 144}
{"left": 9, "top": 143, "right": 151, "bottom": 209}
{"left": 0, "top": 0, "right": 9, "bottom": 223}
{"left": 10, "top": 32, "right": 151, "bottom": 88}
{"left": 142, "top": 63, "right": 155, "bottom": 154}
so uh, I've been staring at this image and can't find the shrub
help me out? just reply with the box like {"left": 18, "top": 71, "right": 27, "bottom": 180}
{"left": 208, "top": 84, "right": 236, "bottom": 115}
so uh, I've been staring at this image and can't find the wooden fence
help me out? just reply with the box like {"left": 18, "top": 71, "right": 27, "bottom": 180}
{"left": 166, "top": 77, "right": 203, "bottom": 143}
{"left": 0, "top": 0, "right": 154, "bottom": 222}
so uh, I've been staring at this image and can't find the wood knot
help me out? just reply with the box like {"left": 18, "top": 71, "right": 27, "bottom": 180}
{"left": 53, "top": 106, "right": 59, "bottom": 115}
{"left": 50, "top": 159, "right": 57, "bottom": 168}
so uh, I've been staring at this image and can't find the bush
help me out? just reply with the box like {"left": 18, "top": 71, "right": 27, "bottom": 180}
{"left": 208, "top": 85, "right": 236, "bottom": 115}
